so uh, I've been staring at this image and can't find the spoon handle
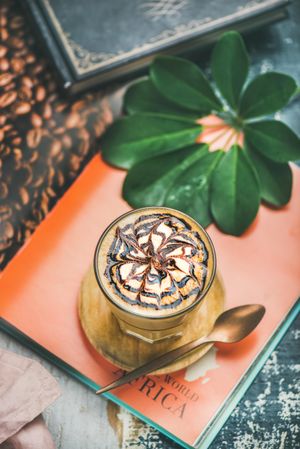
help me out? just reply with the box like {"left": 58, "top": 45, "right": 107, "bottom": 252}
{"left": 96, "top": 335, "right": 210, "bottom": 395}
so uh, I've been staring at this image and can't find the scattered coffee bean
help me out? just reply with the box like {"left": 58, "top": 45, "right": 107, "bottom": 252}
{"left": 12, "top": 101, "right": 31, "bottom": 115}
{"left": 0, "top": 73, "right": 13, "bottom": 86}
{"left": 0, "top": 91, "right": 17, "bottom": 108}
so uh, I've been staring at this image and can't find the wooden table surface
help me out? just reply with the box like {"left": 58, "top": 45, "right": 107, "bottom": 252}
{"left": 1, "top": 1, "right": 300, "bottom": 448}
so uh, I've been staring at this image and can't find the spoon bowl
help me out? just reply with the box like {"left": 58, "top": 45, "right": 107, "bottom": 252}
{"left": 209, "top": 304, "right": 266, "bottom": 343}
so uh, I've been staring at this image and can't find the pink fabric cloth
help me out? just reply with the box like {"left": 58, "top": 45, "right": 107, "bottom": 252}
{"left": 0, "top": 349, "right": 60, "bottom": 448}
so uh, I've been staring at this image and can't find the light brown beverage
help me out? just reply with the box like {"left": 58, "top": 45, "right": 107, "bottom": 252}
{"left": 94, "top": 207, "right": 216, "bottom": 341}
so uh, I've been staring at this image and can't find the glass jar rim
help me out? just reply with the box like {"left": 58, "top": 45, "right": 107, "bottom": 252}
{"left": 94, "top": 206, "right": 217, "bottom": 320}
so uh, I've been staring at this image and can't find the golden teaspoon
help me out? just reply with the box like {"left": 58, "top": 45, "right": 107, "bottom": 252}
{"left": 96, "top": 304, "right": 265, "bottom": 395}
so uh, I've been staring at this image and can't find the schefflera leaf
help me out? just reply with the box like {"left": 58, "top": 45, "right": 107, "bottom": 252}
{"left": 245, "top": 144, "right": 292, "bottom": 207}
{"left": 212, "top": 31, "right": 249, "bottom": 109}
{"left": 124, "top": 79, "right": 200, "bottom": 119}
{"left": 150, "top": 55, "right": 222, "bottom": 113}
{"left": 101, "top": 114, "right": 201, "bottom": 169}
{"left": 211, "top": 145, "right": 260, "bottom": 236}
{"left": 123, "top": 144, "right": 209, "bottom": 209}
{"left": 239, "top": 72, "right": 297, "bottom": 118}
{"left": 245, "top": 120, "right": 300, "bottom": 163}
{"left": 165, "top": 149, "right": 224, "bottom": 227}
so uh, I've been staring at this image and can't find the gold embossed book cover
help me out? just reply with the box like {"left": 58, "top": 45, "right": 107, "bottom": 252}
{"left": 22, "top": 0, "right": 289, "bottom": 93}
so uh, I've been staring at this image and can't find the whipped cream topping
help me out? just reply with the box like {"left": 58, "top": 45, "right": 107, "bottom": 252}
{"left": 105, "top": 213, "right": 208, "bottom": 310}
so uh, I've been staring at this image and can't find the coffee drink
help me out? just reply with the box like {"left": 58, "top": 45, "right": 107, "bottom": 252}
{"left": 94, "top": 208, "right": 216, "bottom": 324}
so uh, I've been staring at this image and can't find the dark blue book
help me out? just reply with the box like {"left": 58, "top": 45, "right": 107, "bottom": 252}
{"left": 23, "top": 0, "right": 289, "bottom": 94}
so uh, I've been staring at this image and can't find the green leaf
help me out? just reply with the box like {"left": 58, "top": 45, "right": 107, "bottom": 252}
{"left": 211, "top": 145, "right": 260, "bottom": 235}
{"left": 212, "top": 31, "right": 249, "bottom": 110}
{"left": 245, "top": 144, "right": 292, "bottom": 206}
{"left": 123, "top": 145, "right": 208, "bottom": 208}
{"left": 150, "top": 55, "right": 222, "bottom": 113}
{"left": 165, "top": 150, "right": 224, "bottom": 227}
{"left": 124, "top": 79, "right": 199, "bottom": 119}
{"left": 245, "top": 120, "right": 300, "bottom": 162}
{"left": 101, "top": 114, "right": 202, "bottom": 169}
{"left": 239, "top": 72, "right": 297, "bottom": 118}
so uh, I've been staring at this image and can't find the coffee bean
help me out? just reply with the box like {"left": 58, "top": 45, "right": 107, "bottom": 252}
{"left": 3, "top": 124, "right": 12, "bottom": 132}
{"left": 19, "top": 85, "right": 32, "bottom": 101}
{"left": 53, "top": 127, "right": 64, "bottom": 135}
{"left": 21, "top": 75, "right": 34, "bottom": 89}
{"left": 57, "top": 170, "right": 64, "bottom": 187}
{"left": 48, "top": 92, "right": 58, "bottom": 103}
{"left": 65, "top": 112, "right": 81, "bottom": 128}
{"left": 28, "top": 150, "right": 38, "bottom": 163}
{"left": 0, "top": 58, "right": 10, "bottom": 71}
{"left": 12, "top": 137, "right": 22, "bottom": 145}
{"left": 13, "top": 148, "right": 22, "bottom": 161}
{"left": 11, "top": 57, "right": 25, "bottom": 73}
{"left": 56, "top": 152, "right": 64, "bottom": 163}
{"left": 69, "top": 154, "right": 81, "bottom": 171}
{"left": 26, "top": 128, "right": 42, "bottom": 148}
{"left": 46, "top": 187, "right": 56, "bottom": 197}
{"left": 71, "top": 99, "right": 86, "bottom": 112}
{"left": 78, "top": 140, "right": 89, "bottom": 156}
{"left": 24, "top": 220, "right": 36, "bottom": 231}
{"left": 0, "top": 73, "right": 13, "bottom": 86}
{"left": 50, "top": 139, "right": 62, "bottom": 157}
{"left": 0, "top": 28, "right": 9, "bottom": 41}
{"left": 77, "top": 128, "right": 90, "bottom": 141}
{"left": 31, "top": 176, "right": 44, "bottom": 188}
{"left": 0, "top": 205, "right": 12, "bottom": 221}
{"left": 35, "top": 85, "right": 46, "bottom": 101}
{"left": 31, "top": 112, "right": 42, "bottom": 127}
{"left": 0, "top": 181, "right": 8, "bottom": 199}
{"left": 12, "top": 101, "right": 31, "bottom": 115}
{"left": 42, "top": 103, "right": 52, "bottom": 119}
{"left": 0, "top": 144, "right": 9, "bottom": 157}
{"left": 62, "top": 135, "right": 72, "bottom": 149}
{"left": 32, "top": 63, "right": 44, "bottom": 75}
{"left": 0, "top": 45, "right": 7, "bottom": 57}
{"left": 7, "top": 36, "right": 24, "bottom": 49}
{"left": 55, "top": 102, "right": 68, "bottom": 113}
{"left": 19, "top": 187, "right": 29, "bottom": 205}
{"left": 0, "top": 91, "right": 17, "bottom": 108}
{"left": 48, "top": 119, "right": 56, "bottom": 129}
{"left": 3, "top": 81, "right": 16, "bottom": 92}
{"left": 0, "top": 240, "right": 12, "bottom": 251}
{"left": 93, "top": 120, "right": 105, "bottom": 137}
{"left": 25, "top": 53, "right": 36, "bottom": 64}
{"left": 0, "top": 15, "right": 7, "bottom": 27}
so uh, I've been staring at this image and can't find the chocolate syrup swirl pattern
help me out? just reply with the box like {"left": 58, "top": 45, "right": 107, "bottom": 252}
{"left": 105, "top": 213, "right": 208, "bottom": 310}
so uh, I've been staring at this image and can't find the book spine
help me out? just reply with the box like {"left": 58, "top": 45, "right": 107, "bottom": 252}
{"left": 21, "top": 0, "right": 74, "bottom": 92}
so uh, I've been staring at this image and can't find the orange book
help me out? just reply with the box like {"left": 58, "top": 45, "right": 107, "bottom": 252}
{"left": 0, "top": 156, "right": 299, "bottom": 449}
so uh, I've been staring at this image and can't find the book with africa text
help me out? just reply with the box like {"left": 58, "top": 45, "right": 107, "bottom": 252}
{"left": 0, "top": 153, "right": 299, "bottom": 448}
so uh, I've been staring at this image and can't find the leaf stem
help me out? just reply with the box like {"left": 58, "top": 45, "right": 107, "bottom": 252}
{"left": 203, "top": 126, "right": 232, "bottom": 148}
{"left": 223, "top": 128, "right": 237, "bottom": 151}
